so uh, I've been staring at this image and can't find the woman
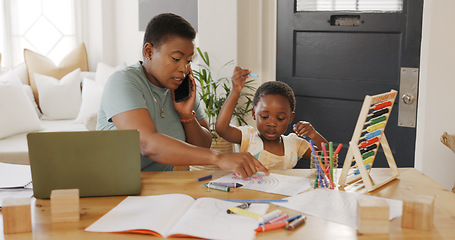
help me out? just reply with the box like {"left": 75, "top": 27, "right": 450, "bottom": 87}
{"left": 97, "top": 13, "right": 267, "bottom": 178}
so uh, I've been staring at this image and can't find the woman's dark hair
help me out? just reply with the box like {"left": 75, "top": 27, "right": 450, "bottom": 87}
{"left": 142, "top": 13, "right": 196, "bottom": 55}
{"left": 253, "top": 81, "right": 296, "bottom": 111}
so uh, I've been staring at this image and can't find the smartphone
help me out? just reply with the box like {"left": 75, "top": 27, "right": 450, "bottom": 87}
{"left": 174, "top": 74, "right": 190, "bottom": 102}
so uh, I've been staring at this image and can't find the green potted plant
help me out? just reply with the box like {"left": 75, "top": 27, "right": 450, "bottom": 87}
{"left": 193, "top": 47, "right": 256, "bottom": 146}
{"left": 189, "top": 48, "right": 256, "bottom": 171}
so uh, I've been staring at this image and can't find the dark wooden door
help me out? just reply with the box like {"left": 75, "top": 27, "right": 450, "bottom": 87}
{"left": 277, "top": 0, "right": 423, "bottom": 168}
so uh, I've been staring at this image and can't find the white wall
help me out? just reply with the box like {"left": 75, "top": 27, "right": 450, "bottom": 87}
{"left": 82, "top": 0, "right": 143, "bottom": 71}
{"left": 84, "top": 0, "right": 455, "bottom": 190}
{"left": 112, "top": 0, "right": 143, "bottom": 66}
{"left": 198, "top": 0, "right": 276, "bottom": 126}
{"left": 198, "top": 0, "right": 237, "bottom": 78}
{"left": 415, "top": 0, "right": 455, "bottom": 190}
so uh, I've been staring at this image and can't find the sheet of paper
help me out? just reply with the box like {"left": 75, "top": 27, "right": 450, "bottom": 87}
{"left": 211, "top": 172, "right": 313, "bottom": 196}
{"left": 0, "top": 162, "right": 32, "bottom": 188}
{"left": 168, "top": 198, "right": 269, "bottom": 240}
{"left": 274, "top": 188, "right": 403, "bottom": 229}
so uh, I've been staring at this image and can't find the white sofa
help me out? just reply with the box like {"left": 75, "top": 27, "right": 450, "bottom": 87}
{"left": 0, "top": 119, "right": 88, "bottom": 165}
{"left": 0, "top": 61, "right": 122, "bottom": 165}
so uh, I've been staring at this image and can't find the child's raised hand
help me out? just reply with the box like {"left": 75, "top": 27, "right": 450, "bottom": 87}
{"left": 293, "top": 121, "right": 317, "bottom": 139}
{"left": 231, "top": 66, "right": 250, "bottom": 93}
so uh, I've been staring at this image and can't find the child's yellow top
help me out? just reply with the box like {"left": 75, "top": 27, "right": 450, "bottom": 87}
{"left": 239, "top": 126, "right": 309, "bottom": 169}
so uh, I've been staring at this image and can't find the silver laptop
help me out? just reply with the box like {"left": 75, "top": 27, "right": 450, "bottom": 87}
{"left": 27, "top": 130, "right": 142, "bottom": 199}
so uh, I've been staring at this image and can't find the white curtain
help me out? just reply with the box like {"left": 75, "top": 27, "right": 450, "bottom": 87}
{"left": 0, "top": 0, "right": 78, "bottom": 69}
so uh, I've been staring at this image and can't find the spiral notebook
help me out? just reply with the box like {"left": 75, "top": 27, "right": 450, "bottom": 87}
{"left": 0, "top": 162, "right": 32, "bottom": 189}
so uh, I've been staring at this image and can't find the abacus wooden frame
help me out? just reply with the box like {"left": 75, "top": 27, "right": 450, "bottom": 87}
{"left": 338, "top": 90, "right": 399, "bottom": 192}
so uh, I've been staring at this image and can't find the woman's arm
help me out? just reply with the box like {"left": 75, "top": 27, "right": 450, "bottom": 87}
{"left": 112, "top": 108, "right": 268, "bottom": 178}
{"left": 181, "top": 115, "right": 212, "bottom": 148}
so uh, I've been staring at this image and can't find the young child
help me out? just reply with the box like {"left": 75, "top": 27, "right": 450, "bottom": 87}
{"left": 215, "top": 67, "right": 328, "bottom": 169}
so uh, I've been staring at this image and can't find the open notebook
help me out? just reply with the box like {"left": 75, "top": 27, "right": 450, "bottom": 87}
{"left": 85, "top": 194, "right": 269, "bottom": 240}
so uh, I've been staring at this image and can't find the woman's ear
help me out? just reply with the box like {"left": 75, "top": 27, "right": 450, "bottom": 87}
{"left": 143, "top": 42, "right": 154, "bottom": 60}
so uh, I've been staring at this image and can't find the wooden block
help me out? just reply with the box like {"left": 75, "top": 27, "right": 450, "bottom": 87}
{"left": 402, "top": 194, "right": 434, "bottom": 230}
{"left": 2, "top": 198, "right": 32, "bottom": 234}
{"left": 51, "top": 189, "right": 80, "bottom": 222}
{"left": 357, "top": 198, "right": 390, "bottom": 234}
{"left": 441, "top": 132, "right": 455, "bottom": 154}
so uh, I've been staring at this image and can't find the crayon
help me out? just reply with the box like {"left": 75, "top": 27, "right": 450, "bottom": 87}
{"left": 197, "top": 175, "right": 212, "bottom": 181}
{"left": 259, "top": 210, "right": 282, "bottom": 225}
{"left": 248, "top": 73, "right": 259, "bottom": 77}
{"left": 227, "top": 203, "right": 251, "bottom": 214}
{"left": 267, "top": 214, "right": 289, "bottom": 224}
{"left": 255, "top": 221, "right": 288, "bottom": 232}
{"left": 285, "top": 216, "right": 306, "bottom": 230}
{"left": 204, "top": 183, "right": 230, "bottom": 192}
{"left": 209, "top": 182, "right": 243, "bottom": 188}
{"left": 227, "top": 207, "right": 262, "bottom": 220}
{"left": 284, "top": 214, "right": 302, "bottom": 223}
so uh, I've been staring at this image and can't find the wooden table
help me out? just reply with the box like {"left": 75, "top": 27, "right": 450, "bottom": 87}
{"left": 1, "top": 168, "right": 455, "bottom": 240}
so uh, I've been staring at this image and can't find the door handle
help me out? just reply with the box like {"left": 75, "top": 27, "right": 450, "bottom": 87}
{"left": 402, "top": 94, "right": 415, "bottom": 104}
{"left": 398, "top": 68, "right": 419, "bottom": 128}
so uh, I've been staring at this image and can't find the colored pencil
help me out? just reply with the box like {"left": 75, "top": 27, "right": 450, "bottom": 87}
{"left": 333, "top": 143, "right": 343, "bottom": 157}
{"left": 329, "top": 142, "right": 334, "bottom": 181}
{"left": 219, "top": 199, "right": 288, "bottom": 203}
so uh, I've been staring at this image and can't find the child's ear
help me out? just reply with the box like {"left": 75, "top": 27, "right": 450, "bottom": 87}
{"left": 289, "top": 111, "right": 295, "bottom": 124}
{"left": 252, "top": 108, "right": 256, "bottom": 120}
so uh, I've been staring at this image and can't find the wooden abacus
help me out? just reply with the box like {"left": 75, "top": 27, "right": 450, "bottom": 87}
{"left": 338, "top": 90, "right": 399, "bottom": 191}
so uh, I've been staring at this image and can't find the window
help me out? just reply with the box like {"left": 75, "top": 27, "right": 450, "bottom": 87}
{"left": 0, "top": 0, "right": 78, "bottom": 68}
{"left": 297, "top": 0, "right": 403, "bottom": 12}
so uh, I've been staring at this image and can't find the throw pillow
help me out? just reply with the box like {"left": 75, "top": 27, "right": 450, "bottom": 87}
{"left": 34, "top": 68, "right": 82, "bottom": 120}
{"left": 13, "top": 63, "right": 29, "bottom": 85}
{"left": 22, "top": 84, "right": 42, "bottom": 118}
{"left": 24, "top": 43, "right": 88, "bottom": 106}
{"left": 0, "top": 71, "right": 42, "bottom": 139}
{"left": 95, "top": 62, "right": 126, "bottom": 85}
{"left": 75, "top": 78, "right": 104, "bottom": 123}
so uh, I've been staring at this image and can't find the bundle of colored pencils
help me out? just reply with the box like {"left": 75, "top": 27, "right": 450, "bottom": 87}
{"left": 309, "top": 140, "right": 342, "bottom": 189}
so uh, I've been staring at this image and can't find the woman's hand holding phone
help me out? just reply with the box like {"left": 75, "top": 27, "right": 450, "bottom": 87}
{"left": 172, "top": 71, "right": 197, "bottom": 120}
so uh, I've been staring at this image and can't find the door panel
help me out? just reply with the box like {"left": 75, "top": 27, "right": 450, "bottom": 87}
{"left": 278, "top": 0, "right": 423, "bottom": 168}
